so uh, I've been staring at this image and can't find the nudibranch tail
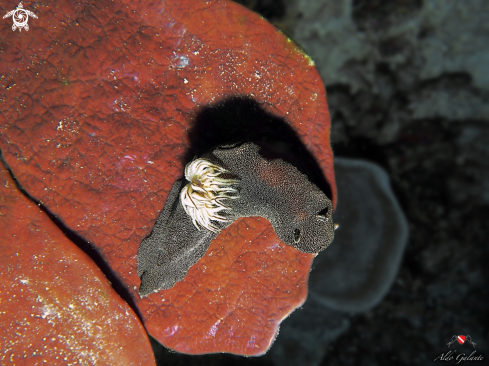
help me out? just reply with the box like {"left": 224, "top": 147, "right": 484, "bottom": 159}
{"left": 180, "top": 158, "right": 239, "bottom": 233}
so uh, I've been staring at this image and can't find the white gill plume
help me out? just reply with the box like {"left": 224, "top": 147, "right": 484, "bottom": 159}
{"left": 180, "top": 158, "right": 239, "bottom": 232}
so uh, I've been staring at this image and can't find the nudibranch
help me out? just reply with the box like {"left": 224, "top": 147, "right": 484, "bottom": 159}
{"left": 137, "top": 142, "right": 335, "bottom": 297}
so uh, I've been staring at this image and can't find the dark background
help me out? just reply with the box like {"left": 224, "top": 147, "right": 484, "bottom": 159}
{"left": 151, "top": 1, "right": 489, "bottom": 365}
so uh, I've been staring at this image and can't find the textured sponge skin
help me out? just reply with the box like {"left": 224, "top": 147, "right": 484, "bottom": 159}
{"left": 137, "top": 142, "right": 334, "bottom": 296}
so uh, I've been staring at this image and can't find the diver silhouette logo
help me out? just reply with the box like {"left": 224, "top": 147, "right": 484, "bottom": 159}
{"left": 3, "top": 2, "right": 38, "bottom": 32}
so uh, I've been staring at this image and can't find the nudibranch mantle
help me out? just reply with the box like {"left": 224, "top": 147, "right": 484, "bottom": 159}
{"left": 137, "top": 142, "right": 335, "bottom": 296}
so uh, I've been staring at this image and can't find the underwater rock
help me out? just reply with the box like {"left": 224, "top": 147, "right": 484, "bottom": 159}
{"left": 137, "top": 142, "right": 335, "bottom": 296}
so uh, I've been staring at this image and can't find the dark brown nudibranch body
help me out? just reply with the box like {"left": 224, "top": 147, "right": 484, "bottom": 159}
{"left": 137, "top": 142, "right": 335, "bottom": 296}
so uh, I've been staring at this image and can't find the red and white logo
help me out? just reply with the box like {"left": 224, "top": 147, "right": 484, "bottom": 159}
{"left": 447, "top": 335, "right": 476, "bottom": 348}
{"left": 436, "top": 335, "right": 484, "bottom": 363}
